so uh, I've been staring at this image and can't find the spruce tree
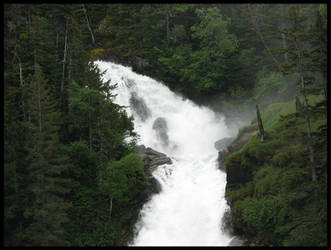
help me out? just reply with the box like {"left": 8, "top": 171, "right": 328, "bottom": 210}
{"left": 276, "top": 5, "right": 325, "bottom": 185}
{"left": 23, "top": 63, "right": 70, "bottom": 246}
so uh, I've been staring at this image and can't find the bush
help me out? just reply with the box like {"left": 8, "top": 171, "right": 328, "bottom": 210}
{"left": 100, "top": 153, "right": 148, "bottom": 210}
{"left": 254, "top": 166, "right": 281, "bottom": 198}
{"left": 242, "top": 196, "right": 285, "bottom": 245}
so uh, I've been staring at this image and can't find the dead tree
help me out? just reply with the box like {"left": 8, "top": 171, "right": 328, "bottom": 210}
{"left": 247, "top": 4, "right": 280, "bottom": 68}
{"left": 82, "top": 4, "right": 95, "bottom": 45}
{"left": 295, "top": 95, "right": 302, "bottom": 114}
{"left": 61, "top": 17, "right": 69, "bottom": 97}
{"left": 279, "top": 4, "right": 289, "bottom": 63}
{"left": 256, "top": 104, "right": 265, "bottom": 142}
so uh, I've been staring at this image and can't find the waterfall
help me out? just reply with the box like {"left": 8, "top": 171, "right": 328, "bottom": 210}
{"left": 95, "top": 60, "right": 233, "bottom": 246}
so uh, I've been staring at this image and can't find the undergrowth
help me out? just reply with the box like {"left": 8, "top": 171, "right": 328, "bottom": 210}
{"left": 225, "top": 96, "right": 327, "bottom": 246}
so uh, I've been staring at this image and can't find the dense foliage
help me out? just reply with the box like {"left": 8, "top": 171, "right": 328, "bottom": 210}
{"left": 89, "top": 4, "right": 325, "bottom": 101}
{"left": 93, "top": 4, "right": 271, "bottom": 98}
{"left": 223, "top": 5, "right": 327, "bottom": 246}
{"left": 4, "top": 4, "right": 144, "bottom": 246}
{"left": 225, "top": 97, "right": 327, "bottom": 246}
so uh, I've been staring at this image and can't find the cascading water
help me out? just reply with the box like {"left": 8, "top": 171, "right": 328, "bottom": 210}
{"left": 95, "top": 60, "right": 234, "bottom": 246}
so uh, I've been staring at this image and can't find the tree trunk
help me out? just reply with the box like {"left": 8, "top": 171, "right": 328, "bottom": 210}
{"left": 165, "top": 5, "right": 171, "bottom": 43}
{"left": 293, "top": 32, "right": 317, "bottom": 184}
{"left": 68, "top": 54, "right": 72, "bottom": 83}
{"left": 61, "top": 18, "right": 69, "bottom": 96}
{"left": 14, "top": 52, "right": 27, "bottom": 121}
{"left": 256, "top": 27, "right": 280, "bottom": 68}
{"left": 256, "top": 104, "right": 264, "bottom": 142}
{"left": 88, "top": 95, "right": 92, "bottom": 152}
{"left": 247, "top": 5, "right": 280, "bottom": 68}
{"left": 295, "top": 95, "right": 302, "bottom": 113}
{"left": 67, "top": 55, "right": 72, "bottom": 116}
{"left": 166, "top": 13, "right": 169, "bottom": 42}
{"left": 14, "top": 52, "right": 24, "bottom": 87}
{"left": 56, "top": 31, "right": 59, "bottom": 55}
{"left": 109, "top": 196, "right": 113, "bottom": 221}
{"left": 280, "top": 5, "right": 288, "bottom": 62}
{"left": 300, "top": 75, "right": 317, "bottom": 183}
{"left": 281, "top": 32, "right": 288, "bottom": 62}
{"left": 89, "top": 113, "right": 92, "bottom": 151}
{"left": 38, "top": 73, "right": 42, "bottom": 134}
{"left": 82, "top": 4, "right": 95, "bottom": 45}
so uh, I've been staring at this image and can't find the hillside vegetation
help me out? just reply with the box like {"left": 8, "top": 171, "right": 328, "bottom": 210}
{"left": 225, "top": 95, "right": 327, "bottom": 246}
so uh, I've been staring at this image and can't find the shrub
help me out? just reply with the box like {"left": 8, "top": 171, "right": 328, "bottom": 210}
{"left": 100, "top": 153, "right": 148, "bottom": 210}
{"left": 242, "top": 196, "right": 284, "bottom": 245}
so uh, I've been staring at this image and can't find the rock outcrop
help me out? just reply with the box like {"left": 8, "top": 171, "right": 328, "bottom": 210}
{"left": 117, "top": 145, "right": 172, "bottom": 245}
{"left": 217, "top": 126, "right": 257, "bottom": 172}
{"left": 217, "top": 126, "right": 258, "bottom": 246}
{"left": 135, "top": 145, "right": 172, "bottom": 172}
{"left": 129, "top": 92, "right": 151, "bottom": 121}
{"left": 228, "top": 236, "right": 245, "bottom": 246}
{"left": 152, "top": 117, "right": 169, "bottom": 147}
{"left": 123, "top": 77, "right": 136, "bottom": 88}
{"left": 215, "top": 137, "right": 235, "bottom": 172}
{"left": 214, "top": 137, "right": 235, "bottom": 152}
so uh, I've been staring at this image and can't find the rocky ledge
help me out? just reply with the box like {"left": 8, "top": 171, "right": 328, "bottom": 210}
{"left": 215, "top": 126, "right": 258, "bottom": 246}
{"left": 116, "top": 145, "right": 172, "bottom": 245}
{"left": 216, "top": 126, "right": 257, "bottom": 172}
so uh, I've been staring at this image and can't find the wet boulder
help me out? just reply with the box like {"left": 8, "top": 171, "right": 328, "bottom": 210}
{"left": 129, "top": 92, "right": 151, "bottom": 121}
{"left": 152, "top": 117, "right": 169, "bottom": 146}
{"left": 135, "top": 145, "right": 172, "bottom": 173}
{"left": 217, "top": 127, "right": 258, "bottom": 172}
{"left": 214, "top": 137, "right": 235, "bottom": 152}
{"left": 124, "top": 77, "right": 135, "bottom": 88}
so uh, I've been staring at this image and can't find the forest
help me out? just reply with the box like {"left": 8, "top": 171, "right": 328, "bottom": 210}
{"left": 4, "top": 3, "right": 327, "bottom": 246}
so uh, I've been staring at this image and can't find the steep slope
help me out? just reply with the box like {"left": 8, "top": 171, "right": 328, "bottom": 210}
{"left": 222, "top": 96, "right": 327, "bottom": 246}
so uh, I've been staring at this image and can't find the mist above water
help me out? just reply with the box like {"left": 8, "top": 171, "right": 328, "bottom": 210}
{"left": 95, "top": 61, "right": 233, "bottom": 246}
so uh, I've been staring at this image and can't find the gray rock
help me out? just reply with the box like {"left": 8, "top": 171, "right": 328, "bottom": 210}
{"left": 214, "top": 137, "right": 235, "bottom": 151}
{"left": 129, "top": 92, "right": 151, "bottom": 121}
{"left": 218, "top": 150, "right": 229, "bottom": 172}
{"left": 228, "top": 126, "right": 257, "bottom": 153}
{"left": 228, "top": 236, "right": 245, "bottom": 246}
{"left": 124, "top": 77, "right": 135, "bottom": 88}
{"left": 217, "top": 126, "right": 258, "bottom": 172}
{"left": 135, "top": 145, "right": 172, "bottom": 174}
{"left": 146, "top": 146, "right": 167, "bottom": 157}
{"left": 152, "top": 117, "right": 169, "bottom": 146}
{"left": 135, "top": 144, "right": 147, "bottom": 155}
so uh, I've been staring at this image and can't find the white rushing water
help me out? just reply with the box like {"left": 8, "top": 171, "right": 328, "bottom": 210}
{"left": 95, "top": 60, "right": 234, "bottom": 246}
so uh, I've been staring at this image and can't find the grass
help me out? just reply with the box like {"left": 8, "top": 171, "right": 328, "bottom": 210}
{"left": 245, "top": 94, "right": 325, "bottom": 132}
{"left": 224, "top": 94, "right": 327, "bottom": 246}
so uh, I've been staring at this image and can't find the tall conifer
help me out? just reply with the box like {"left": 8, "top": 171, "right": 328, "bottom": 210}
{"left": 23, "top": 63, "right": 70, "bottom": 246}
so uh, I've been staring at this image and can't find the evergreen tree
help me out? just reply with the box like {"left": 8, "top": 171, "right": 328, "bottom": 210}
{"left": 4, "top": 4, "right": 35, "bottom": 245}
{"left": 276, "top": 5, "right": 326, "bottom": 186}
{"left": 23, "top": 63, "right": 70, "bottom": 246}
{"left": 4, "top": 4, "right": 139, "bottom": 245}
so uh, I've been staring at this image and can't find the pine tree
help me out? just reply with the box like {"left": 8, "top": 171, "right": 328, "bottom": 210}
{"left": 277, "top": 5, "right": 325, "bottom": 185}
{"left": 23, "top": 63, "right": 70, "bottom": 246}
